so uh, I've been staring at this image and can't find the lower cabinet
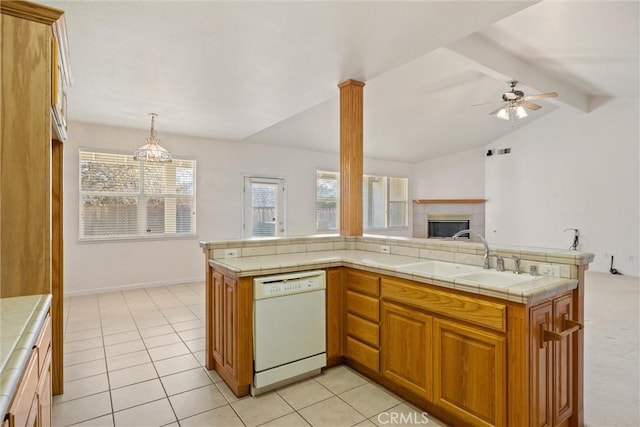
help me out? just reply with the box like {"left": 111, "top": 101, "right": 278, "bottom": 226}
{"left": 326, "top": 267, "right": 344, "bottom": 364}
{"left": 344, "top": 269, "right": 380, "bottom": 372}
{"left": 380, "top": 302, "right": 432, "bottom": 400}
{"left": 433, "top": 318, "right": 506, "bottom": 427}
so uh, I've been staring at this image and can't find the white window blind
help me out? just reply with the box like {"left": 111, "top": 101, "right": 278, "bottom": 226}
{"left": 388, "top": 177, "right": 408, "bottom": 227}
{"left": 79, "top": 149, "right": 196, "bottom": 240}
{"left": 316, "top": 171, "right": 339, "bottom": 231}
{"left": 363, "top": 175, "right": 387, "bottom": 229}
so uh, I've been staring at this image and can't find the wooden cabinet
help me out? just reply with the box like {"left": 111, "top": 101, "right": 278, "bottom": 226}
{"left": 381, "top": 301, "right": 432, "bottom": 399}
{"left": 433, "top": 318, "right": 506, "bottom": 427}
{"left": 205, "top": 267, "right": 252, "bottom": 397}
{"left": 5, "top": 314, "right": 52, "bottom": 427}
{"left": 529, "top": 292, "right": 579, "bottom": 427}
{"left": 326, "top": 268, "right": 344, "bottom": 365}
{"left": 0, "top": 0, "right": 69, "bottom": 395}
{"left": 344, "top": 269, "right": 380, "bottom": 372}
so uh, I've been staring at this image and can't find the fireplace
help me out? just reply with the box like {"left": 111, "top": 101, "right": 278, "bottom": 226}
{"left": 427, "top": 215, "right": 470, "bottom": 239}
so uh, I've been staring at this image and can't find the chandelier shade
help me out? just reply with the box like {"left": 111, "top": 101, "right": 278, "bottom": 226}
{"left": 133, "top": 113, "right": 172, "bottom": 162}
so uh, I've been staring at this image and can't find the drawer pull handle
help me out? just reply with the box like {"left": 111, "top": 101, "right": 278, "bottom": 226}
{"left": 541, "top": 314, "right": 583, "bottom": 347}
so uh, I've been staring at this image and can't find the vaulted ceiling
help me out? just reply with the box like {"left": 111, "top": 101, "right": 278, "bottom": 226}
{"left": 49, "top": 0, "right": 639, "bottom": 163}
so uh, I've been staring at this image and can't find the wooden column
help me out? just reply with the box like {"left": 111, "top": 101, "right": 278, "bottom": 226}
{"left": 52, "top": 139, "right": 64, "bottom": 394}
{"left": 338, "top": 79, "right": 365, "bottom": 236}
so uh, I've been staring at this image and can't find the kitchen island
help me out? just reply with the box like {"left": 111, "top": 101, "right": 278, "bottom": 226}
{"left": 200, "top": 235, "right": 593, "bottom": 427}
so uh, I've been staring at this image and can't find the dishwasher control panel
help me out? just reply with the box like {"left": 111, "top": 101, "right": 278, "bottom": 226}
{"left": 254, "top": 270, "right": 326, "bottom": 300}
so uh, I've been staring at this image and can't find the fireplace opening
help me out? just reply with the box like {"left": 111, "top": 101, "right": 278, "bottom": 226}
{"left": 427, "top": 216, "right": 470, "bottom": 238}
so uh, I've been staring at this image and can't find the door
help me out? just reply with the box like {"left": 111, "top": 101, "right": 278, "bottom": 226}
{"left": 530, "top": 302, "right": 553, "bottom": 427}
{"left": 433, "top": 318, "right": 507, "bottom": 427}
{"left": 244, "top": 177, "right": 285, "bottom": 237}
{"left": 223, "top": 276, "right": 238, "bottom": 376}
{"left": 381, "top": 302, "right": 433, "bottom": 400}
{"left": 212, "top": 270, "right": 224, "bottom": 366}
{"left": 553, "top": 294, "right": 574, "bottom": 426}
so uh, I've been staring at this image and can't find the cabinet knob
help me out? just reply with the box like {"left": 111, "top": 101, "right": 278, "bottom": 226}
{"left": 540, "top": 313, "right": 583, "bottom": 347}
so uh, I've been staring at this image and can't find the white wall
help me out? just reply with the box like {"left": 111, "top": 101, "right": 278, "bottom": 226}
{"left": 484, "top": 98, "right": 639, "bottom": 276}
{"left": 413, "top": 147, "right": 485, "bottom": 198}
{"left": 64, "top": 121, "right": 413, "bottom": 294}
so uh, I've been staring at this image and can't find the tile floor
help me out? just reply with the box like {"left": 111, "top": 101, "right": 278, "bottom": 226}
{"left": 54, "top": 271, "right": 640, "bottom": 427}
{"left": 55, "top": 283, "right": 446, "bottom": 427}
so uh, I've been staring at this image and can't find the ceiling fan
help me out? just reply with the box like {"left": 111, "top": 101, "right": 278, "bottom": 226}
{"left": 474, "top": 81, "right": 558, "bottom": 120}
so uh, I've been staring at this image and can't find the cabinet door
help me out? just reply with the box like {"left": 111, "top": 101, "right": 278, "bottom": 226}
{"left": 553, "top": 294, "right": 574, "bottom": 426}
{"left": 37, "top": 352, "right": 52, "bottom": 427}
{"left": 326, "top": 268, "right": 344, "bottom": 362}
{"left": 381, "top": 302, "right": 432, "bottom": 400}
{"left": 530, "top": 302, "right": 553, "bottom": 427}
{"left": 223, "top": 276, "right": 238, "bottom": 376}
{"left": 433, "top": 318, "right": 506, "bottom": 427}
{"left": 212, "top": 270, "right": 224, "bottom": 366}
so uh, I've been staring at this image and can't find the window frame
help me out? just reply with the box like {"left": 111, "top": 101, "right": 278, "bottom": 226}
{"left": 78, "top": 147, "right": 197, "bottom": 242}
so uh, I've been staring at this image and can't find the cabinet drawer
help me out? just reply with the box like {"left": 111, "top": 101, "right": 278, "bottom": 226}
{"left": 8, "top": 351, "right": 38, "bottom": 427}
{"left": 346, "top": 290, "right": 379, "bottom": 322}
{"left": 345, "top": 270, "right": 379, "bottom": 297}
{"left": 382, "top": 278, "right": 507, "bottom": 332}
{"left": 347, "top": 313, "right": 379, "bottom": 347}
{"left": 346, "top": 336, "right": 379, "bottom": 372}
{"left": 36, "top": 314, "right": 52, "bottom": 375}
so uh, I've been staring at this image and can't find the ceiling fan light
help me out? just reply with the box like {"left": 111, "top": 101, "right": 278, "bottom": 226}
{"left": 496, "top": 108, "right": 510, "bottom": 120}
{"left": 516, "top": 105, "right": 528, "bottom": 119}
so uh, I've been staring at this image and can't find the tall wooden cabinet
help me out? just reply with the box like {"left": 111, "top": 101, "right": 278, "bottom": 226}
{"left": 0, "top": 0, "right": 70, "bottom": 395}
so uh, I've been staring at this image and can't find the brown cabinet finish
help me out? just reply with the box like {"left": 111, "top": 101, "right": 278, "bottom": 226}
{"left": 380, "top": 302, "right": 433, "bottom": 400}
{"left": 326, "top": 267, "right": 344, "bottom": 364}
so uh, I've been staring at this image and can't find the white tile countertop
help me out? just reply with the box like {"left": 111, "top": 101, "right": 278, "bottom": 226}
{"left": 209, "top": 250, "right": 579, "bottom": 305}
{"left": 0, "top": 294, "right": 52, "bottom": 418}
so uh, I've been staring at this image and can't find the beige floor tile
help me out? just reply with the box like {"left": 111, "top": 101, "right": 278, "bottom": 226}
{"left": 64, "top": 328, "right": 103, "bottom": 343}
{"left": 64, "top": 347, "right": 105, "bottom": 367}
{"left": 215, "top": 381, "right": 250, "bottom": 404}
{"left": 65, "top": 359, "right": 107, "bottom": 382}
{"left": 109, "top": 362, "right": 158, "bottom": 389}
{"left": 54, "top": 374, "right": 109, "bottom": 404}
{"left": 298, "top": 396, "right": 365, "bottom": 427}
{"left": 171, "top": 319, "right": 204, "bottom": 332}
{"left": 169, "top": 384, "right": 227, "bottom": 420}
{"left": 148, "top": 342, "right": 190, "bottom": 361}
{"left": 179, "top": 405, "right": 244, "bottom": 427}
{"left": 154, "top": 353, "right": 201, "bottom": 377}
{"left": 139, "top": 324, "right": 175, "bottom": 338}
{"left": 143, "top": 332, "right": 183, "bottom": 349}
{"left": 111, "top": 379, "right": 166, "bottom": 412}
{"left": 64, "top": 337, "right": 104, "bottom": 354}
{"left": 101, "top": 322, "right": 137, "bottom": 336}
{"left": 184, "top": 338, "right": 205, "bottom": 353}
{"left": 135, "top": 317, "right": 169, "bottom": 329}
{"left": 66, "top": 320, "right": 102, "bottom": 334}
{"left": 232, "top": 392, "right": 294, "bottom": 427}
{"left": 205, "top": 368, "right": 224, "bottom": 383}
{"left": 354, "top": 420, "right": 377, "bottom": 427}
{"left": 70, "top": 414, "right": 114, "bottom": 427}
{"left": 104, "top": 339, "right": 145, "bottom": 358}
{"left": 369, "top": 402, "right": 443, "bottom": 427}
{"left": 165, "top": 312, "right": 198, "bottom": 323}
{"left": 106, "top": 349, "right": 151, "bottom": 371}
{"left": 276, "top": 378, "right": 333, "bottom": 410}
{"left": 177, "top": 327, "right": 205, "bottom": 341}
{"left": 52, "top": 391, "right": 112, "bottom": 426}
{"left": 160, "top": 367, "right": 213, "bottom": 396}
{"left": 193, "top": 350, "right": 206, "bottom": 366}
{"left": 113, "top": 398, "right": 177, "bottom": 427}
{"left": 260, "top": 412, "right": 311, "bottom": 426}
{"left": 339, "top": 383, "right": 401, "bottom": 418}
{"left": 102, "top": 330, "right": 141, "bottom": 346}
{"left": 314, "top": 365, "right": 367, "bottom": 394}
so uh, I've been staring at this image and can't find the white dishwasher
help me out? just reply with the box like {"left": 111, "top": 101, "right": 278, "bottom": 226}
{"left": 252, "top": 270, "right": 326, "bottom": 395}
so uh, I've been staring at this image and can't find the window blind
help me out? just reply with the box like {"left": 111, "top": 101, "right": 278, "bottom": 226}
{"left": 79, "top": 150, "right": 196, "bottom": 240}
{"left": 316, "top": 171, "right": 339, "bottom": 231}
{"left": 388, "top": 177, "right": 408, "bottom": 227}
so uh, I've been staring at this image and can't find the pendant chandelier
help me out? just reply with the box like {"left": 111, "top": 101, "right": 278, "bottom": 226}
{"left": 133, "top": 113, "right": 172, "bottom": 162}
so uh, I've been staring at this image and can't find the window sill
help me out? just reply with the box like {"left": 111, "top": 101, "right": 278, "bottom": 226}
{"left": 78, "top": 234, "right": 198, "bottom": 243}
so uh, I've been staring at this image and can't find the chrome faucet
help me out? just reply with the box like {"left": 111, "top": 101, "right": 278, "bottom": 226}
{"left": 512, "top": 256, "right": 521, "bottom": 274}
{"left": 451, "top": 229, "right": 491, "bottom": 269}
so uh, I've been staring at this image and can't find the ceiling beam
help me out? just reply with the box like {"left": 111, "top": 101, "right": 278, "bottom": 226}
{"left": 447, "top": 34, "right": 589, "bottom": 114}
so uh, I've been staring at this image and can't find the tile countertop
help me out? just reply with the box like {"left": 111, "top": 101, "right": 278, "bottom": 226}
{"left": 209, "top": 250, "right": 578, "bottom": 305}
{"left": 0, "top": 294, "right": 52, "bottom": 418}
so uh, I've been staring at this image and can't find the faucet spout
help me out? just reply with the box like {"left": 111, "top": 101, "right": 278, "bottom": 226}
{"left": 451, "top": 229, "right": 491, "bottom": 269}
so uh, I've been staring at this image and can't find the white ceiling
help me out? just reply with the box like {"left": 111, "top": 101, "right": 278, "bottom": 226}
{"left": 49, "top": 0, "right": 639, "bottom": 163}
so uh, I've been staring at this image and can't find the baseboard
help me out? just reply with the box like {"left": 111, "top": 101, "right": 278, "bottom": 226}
{"left": 64, "top": 277, "right": 203, "bottom": 297}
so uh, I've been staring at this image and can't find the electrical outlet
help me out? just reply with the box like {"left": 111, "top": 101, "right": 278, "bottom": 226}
{"left": 224, "top": 249, "right": 239, "bottom": 258}
{"left": 538, "top": 264, "right": 560, "bottom": 277}
{"left": 380, "top": 245, "right": 390, "bottom": 254}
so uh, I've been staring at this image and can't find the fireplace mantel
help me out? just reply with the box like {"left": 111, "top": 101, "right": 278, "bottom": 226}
{"left": 413, "top": 199, "right": 486, "bottom": 204}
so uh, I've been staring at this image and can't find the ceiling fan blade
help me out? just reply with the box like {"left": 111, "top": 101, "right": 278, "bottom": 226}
{"left": 523, "top": 92, "right": 558, "bottom": 101}
{"left": 489, "top": 105, "right": 506, "bottom": 115}
{"left": 472, "top": 100, "right": 502, "bottom": 107}
{"left": 520, "top": 101, "right": 542, "bottom": 111}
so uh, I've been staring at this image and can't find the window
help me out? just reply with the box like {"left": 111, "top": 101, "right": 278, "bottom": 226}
{"left": 79, "top": 149, "right": 196, "bottom": 240}
{"left": 316, "top": 171, "right": 408, "bottom": 230}
{"left": 244, "top": 177, "right": 285, "bottom": 237}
